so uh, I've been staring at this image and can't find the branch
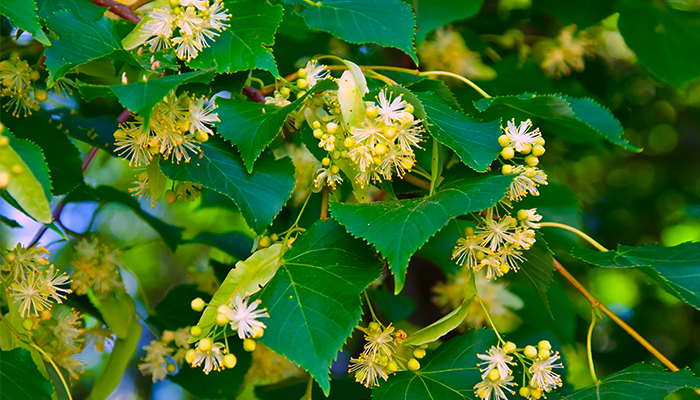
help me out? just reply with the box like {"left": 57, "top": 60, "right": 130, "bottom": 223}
{"left": 92, "top": 0, "right": 141, "bottom": 24}
{"left": 242, "top": 85, "right": 267, "bottom": 103}
{"left": 320, "top": 186, "right": 329, "bottom": 221}
{"left": 402, "top": 173, "right": 431, "bottom": 192}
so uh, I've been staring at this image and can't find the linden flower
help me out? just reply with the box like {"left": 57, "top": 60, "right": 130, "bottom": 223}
{"left": 349, "top": 355, "right": 389, "bottom": 388}
{"left": 360, "top": 324, "right": 397, "bottom": 359}
{"left": 394, "top": 119, "right": 423, "bottom": 153}
{"left": 42, "top": 267, "right": 72, "bottom": 303}
{"left": 474, "top": 373, "right": 516, "bottom": 400}
{"left": 348, "top": 145, "right": 374, "bottom": 173}
{"left": 265, "top": 91, "right": 291, "bottom": 107}
{"left": 223, "top": 295, "right": 269, "bottom": 339}
{"left": 301, "top": 60, "right": 329, "bottom": 87}
{"left": 379, "top": 145, "right": 414, "bottom": 179}
{"left": 188, "top": 97, "right": 219, "bottom": 136}
{"left": 53, "top": 310, "right": 84, "bottom": 352}
{"left": 452, "top": 235, "right": 489, "bottom": 269}
{"left": 192, "top": 342, "right": 225, "bottom": 374}
{"left": 314, "top": 167, "right": 343, "bottom": 189}
{"left": 376, "top": 90, "right": 413, "bottom": 125}
{"left": 502, "top": 119, "right": 541, "bottom": 153}
{"left": 512, "top": 227, "right": 536, "bottom": 250}
{"left": 2, "top": 243, "right": 50, "bottom": 280}
{"left": 518, "top": 208, "right": 542, "bottom": 230}
{"left": 501, "top": 244, "right": 525, "bottom": 271}
{"left": 480, "top": 253, "right": 506, "bottom": 280}
{"left": 10, "top": 271, "right": 53, "bottom": 317}
{"left": 529, "top": 352, "right": 564, "bottom": 392}
{"left": 508, "top": 166, "right": 548, "bottom": 202}
{"left": 479, "top": 215, "right": 516, "bottom": 252}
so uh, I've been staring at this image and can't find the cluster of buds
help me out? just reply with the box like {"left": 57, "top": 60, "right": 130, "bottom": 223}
{"left": 70, "top": 238, "right": 125, "bottom": 298}
{"left": 451, "top": 119, "right": 548, "bottom": 280}
{"left": 0, "top": 57, "right": 46, "bottom": 117}
{"left": 475, "top": 340, "right": 563, "bottom": 400}
{"left": 185, "top": 295, "right": 268, "bottom": 374}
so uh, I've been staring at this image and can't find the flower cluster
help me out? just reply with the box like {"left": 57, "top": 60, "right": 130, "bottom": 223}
{"left": 540, "top": 25, "right": 594, "bottom": 79}
{"left": 475, "top": 340, "right": 563, "bottom": 400}
{"left": 1, "top": 244, "right": 72, "bottom": 317}
{"left": 136, "top": 0, "right": 231, "bottom": 62}
{"left": 451, "top": 119, "right": 548, "bottom": 280}
{"left": 114, "top": 91, "right": 219, "bottom": 167}
{"left": 418, "top": 27, "right": 496, "bottom": 82}
{"left": 348, "top": 322, "right": 417, "bottom": 388}
{"left": 0, "top": 57, "right": 46, "bottom": 117}
{"left": 138, "top": 327, "right": 191, "bottom": 383}
{"left": 70, "top": 238, "right": 125, "bottom": 298}
{"left": 186, "top": 295, "right": 268, "bottom": 374}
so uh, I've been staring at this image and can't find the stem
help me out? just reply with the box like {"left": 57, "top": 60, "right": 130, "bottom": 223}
{"left": 553, "top": 258, "right": 682, "bottom": 373}
{"left": 586, "top": 308, "right": 599, "bottom": 382}
{"left": 242, "top": 85, "right": 267, "bottom": 103}
{"left": 320, "top": 186, "right": 329, "bottom": 220}
{"left": 402, "top": 174, "right": 431, "bottom": 191}
{"left": 363, "top": 291, "right": 379, "bottom": 324}
{"left": 539, "top": 222, "right": 609, "bottom": 252}
{"left": 305, "top": 375, "right": 314, "bottom": 399}
{"left": 303, "top": 0, "right": 321, "bottom": 6}
{"left": 475, "top": 293, "right": 505, "bottom": 345}
{"left": 429, "top": 138, "right": 440, "bottom": 196}
{"left": 365, "top": 70, "right": 398, "bottom": 86}
{"left": 283, "top": 192, "right": 312, "bottom": 249}
{"left": 92, "top": 0, "right": 141, "bottom": 24}
{"left": 418, "top": 71, "right": 491, "bottom": 98}
{"left": 129, "top": 0, "right": 155, "bottom": 10}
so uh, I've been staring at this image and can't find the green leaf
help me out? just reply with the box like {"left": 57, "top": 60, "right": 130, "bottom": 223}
{"left": 170, "top": 336, "right": 252, "bottom": 399}
{"left": 474, "top": 93, "right": 640, "bottom": 151}
{"left": 187, "top": 231, "right": 253, "bottom": 259}
{"left": 0, "top": 130, "right": 52, "bottom": 224}
{"left": 518, "top": 234, "right": 555, "bottom": 316}
{"left": 286, "top": 0, "right": 418, "bottom": 63}
{"left": 90, "top": 321, "right": 142, "bottom": 400}
{"left": 0, "top": 348, "right": 53, "bottom": 400}
{"left": 159, "top": 138, "right": 295, "bottom": 234}
{"left": 372, "top": 328, "right": 497, "bottom": 400}
{"left": 561, "top": 363, "right": 700, "bottom": 400}
{"left": 417, "top": 91, "right": 501, "bottom": 172}
{"left": 617, "top": 1, "right": 700, "bottom": 88}
{"left": 0, "top": 0, "right": 51, "bottom": 45}
{"left": 40, "top": 108, "right": 120, "bottom": 152}
{"left": 43, "top": 11, "right": 122, "bottom": 83}
{"left": 572, "top": 242, "right": 700, "bottom": 311}
{"left": 2, "top": 112, "right": 84, "bottom": 195}
{"left": 402, "top": 291, "right": 474, "bottom": 346}
{"left": 258, "top": 219, "right": 383, "bottom": 395}
{"left": 532, "top": 0, "right": 616, "bottom": 29}
{"left": 146, "top": 157, "right": 166, "bottom": 198}
{"left": 216, "top": 79, "right": 338, "bottom": 172}
{"left": 35, "top": 0, "right": 105, "bottom": 21}
{"left": 188, "top": 0, "right": 283, "bottom": 76}
{"left": 338, "top": 60, "right": 369, "bottom": 128}
{"left": 411, "top": 0, "right": 482, "bottom": 43}
{"left": 256, "top": 376, "right": 372, "bottom": 400}
{"left": 96, "top": 292, "right": 135, "bottom": 339}
{"left": 368, "top": 289, "right": 416, "bottom": 322}
{"left": 330, "top": 170, "right": 512, "bottom": 293}
{"left": 0, "top": 215, "right": 22, "bottom": 228}
{"left": 191, "top": 243, "right": 283, "bottom": 342}
{"left": 151, "top": 285, "right": 211, "bottom": 331}
{"left": 65, "top": 185, "right": 183, "bottom": 250}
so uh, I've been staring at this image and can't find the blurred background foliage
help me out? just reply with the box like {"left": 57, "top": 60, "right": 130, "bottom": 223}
{"left": 2, "top": 0, "right": 700, "bottom": 398}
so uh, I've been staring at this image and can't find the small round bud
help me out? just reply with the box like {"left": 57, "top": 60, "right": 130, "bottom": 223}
{"left": 498, "top": 134, "right": 510, "bottom": 147}
{"left": 243, "top": 338, "right": 257, "bottom": 352}
{"left": 380, "top": 355, "right": 389, "bottom": 364}
{"left": 499, "top": 263, "right": 510, "bottom": 274}
{"left": 500, "top": 147, "right": 515, "bottom": 160}
{"left": 195, "top": 130, "right": 209, "bottom": 143}
{"left": 186, "top": 349, "right": 196, "bottom": 364}
{"left": 259, "top": 236, "right": 271, "bottom": 248}
{"left": 488, "top": 369, "right": 500, "bottom": 381}
{"left": 218, "top": 305, "right": 230, "bottom": 314}
{"left": 519, "top": 143, "right": 531, "bottom": 154}
{"left": 297, "top": 68, "right": 307, "bottom": 78}
{"left": 407, "top": 358, "right": 420, "bottom": 371}
{"left": 313, "top": 129, "right": 324, "bottom": 139}
{"left": 312, "top": 121, "right": 322, "bottom": 130}
{"left": 22, "top": 319, "right": 33, "bottom": 330}
{"left": 198, "top": 338, "right": 212, "bottom": 352}
{"left": 387, "top": 360, "right": 398, "bottom": 372}
{"left": 465, "top": 227, "right": 475, "bottom": 236}
{"left": 280, "top": 87, "right": 290, "bottom": 97}
{"left": 525, "top": 168, "right": 536, "bottom": 178}
{"left": 524, "top": 345, "right": 538, "bottom": 358}
{"left": 538, "top": 340, "right": 551, "bottom": 350}
{"left": 178, "top": 120, "right": 190, "bottom": 132}
{"left": 251, "top": 326, "right": 265, "bottom": 338}
{"left": 343, "top": 137, "right": 355, "bottom": 148}
{"left": 501, "top": 164, "right": 513, "bottom": 175}
{"left": 169, "top": 0, "right": 179, "bottom": 6}
{"left": 374, "top": 143, "right": 387, "bottom": 155}
{"left": 332, "top": 151, "right": 341, "bottom": 160}
{"left": 519, "top": 387, "right": 530, "bottom": 397}
{"left": 271, "top": 233, "right": 279, "bottom": 242}
{"left": 0, "top": 171, "right": 9, "bottom": 189}
{"left": 532, "top": 144, "right": 546, "bottom": 157}
{"left": 35, "top": 89, "right": 47, "bottom": 102}
{"left": 330, "top": 165, "right": 340, "bottom": 174}
{"left": 340, "top": 150, "right": 348, "bottom": 159}
{"left": 166, "top": 363, "right": 177, "bottom": 373}
{"left": 216, "top": 313, "right": 229, "bottom": 326}
{"left": 538, "top": 348, "right": 551, "bottom": 358}
{"left": 322, "top": 157, "right": 331, "bottom": 167}
{"left": 535, "top": 137, "right": 545, "bottom": 146}
{"left": 524, "top": 155, "right": 539, "bottom": 167}
{"left": 223, "top": 353, "right": 237, "bottom": 369}
{"left": 190, "top": 326, "right": 202, "bottom": 337}
{"left": 368, "top": 322, "right": 380, "bottom": 331}
{"left": 297, "top": 78, "right": 308, "bottom": 89}
{"left": 405, "top": 103, "right": 414, "bottom": 114}
{"left": 476, "top": 251, "right": 486, "bottom": 260}
{"left": 385, "top": 127, "right": 396, "bottom": 139}
{"left": 366, "top": 106, "right": 378, "bottom": 118}
{"left": 326, "top": 122, "right": 338, "bottom": 134}
{"left": 517, "top": 209, "right": 529, "bottom": 221}
{"left": 191, "top": 297, "right": 205, "bottom": 312}
{"left": 164, "top": 190, "right": 177, "bottom": 204}
{"left": 412, "top": 348, "right": 426, "bottom": 359}
{"left": 530, "top": 388, "right": 542, "bottom": 399}
{"left": 30, "top": 70, "right": 40, "bottom": 81}
{"left": 504, "top": 341, "right": 517, "bottom": 353}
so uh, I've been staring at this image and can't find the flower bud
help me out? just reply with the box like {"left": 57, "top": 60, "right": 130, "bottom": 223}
{"left": 488, "top": 369, "right": 500, "bottom": 381}
{"left": 524, "top": 345, "right": 538, "bottom": 358}
{"left": 525, "top": 155, "right": 539, "bottom": 167}
{"left": 532, "top": 144, "right": 546, "bottom": 157}
{"left": 375, "top": 143, "right": 387, "bottom": 155}
{"left": 368, "top": 322, "right": 380, "bottom": 331}
{"left": 30, "top": 70, "right": 40, "bottom": 81}
{"left": 259, "top": 236, "right": 271, "bottom": 248}
{"left": 186, "top": 349, "right": 196, "bottom": 364}
{"left": 322, "top": 157, "right": 331, "bottom": 167}
{"left": 330, "top": 165, "right": 340, "bottom": 175}
{"left": 190, "top": 326, "right": 202, "bottom": 337}
{"left": 198, "top": 338, "right": 212, "bottom": 352}
{"left": 465, "top": 226, "right": 475, "bottom": 236}
{"left": 366, "top": 106, "right": 378, "bottom": 118}
{"left": 297, "top": 78, "right": 308, "bottom": 89}
{"left": 498, "top": 134, "right": 509, "bottom": 147}
{"left": 501, "top": 164, "right": 513, "bottom": 175}
{"left": 271, "top": 233, "right": 279, "bottom": 241}
{"left": 535, "top": 137, "right": 545, "bottom": 146}
{"left": 500, "top": 147, "right": 515, "bottom": 160}
{"left": 519, "top": 387, "right": 530, "bottom": 397}
{"left": 195, "top": 130, "right": 209, "bottom": 143}
{"left": 326, "top": 122, "right": 338, "bottom": 134}
{"left": 191, "top": 297, "right": 205, "bottom": 312}
{"left": 164, "top": 190, "right": 177, "bottom": 204}
{"left": 243, "top": 338, "right": 257, "bottom": 352}
{"left": 22, "top": 319, "right": 34, "bottom": 331}
{"left": 387, "top": 360, "right": 398, "bottom": 372}
{"left": 343, "top": 137, "right": 355, "bottom": 148}
{"left": 313, "top": 129, "right": 324, "bottom": 139}
{"left": 519, "top": 143, "right": 531, "bottom": 154}
{"left": 280, "top": 87, "right": 290, "bottom": 97}
{"left": 530, "top": 388, "right": 542, "bottom": 399}
{"left": 312, "top": 121, "right": 322, "bottom": 130}
{"left": 504, "top": 341, "right": 517, "bottom": 353}
{"left": 223, "top": 353, "right": 237, "bottom": 369}
{"left": 407, "top": 358, "right": 420, "bottom": 371}
{"left": 35, "top": 89, "right": 47, "bottom": 102}
{"left": 216, "top": 313, "right": 228, "bottom": 326}
{"left": 297, "top": 68, "right": 307, "bottom": 78}
{"left": 412, "top": 348, "right": 426, "bottom": 359}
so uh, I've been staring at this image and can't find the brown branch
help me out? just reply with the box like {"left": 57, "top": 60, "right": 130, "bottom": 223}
{"left": 129, "top": 0, "right": 155, "bottom": 11}
{"left": 92, "top": 0, "right": 141, "bottom": 24}
{"left": 242, "top": 85, "right": 267, "bottom": 103}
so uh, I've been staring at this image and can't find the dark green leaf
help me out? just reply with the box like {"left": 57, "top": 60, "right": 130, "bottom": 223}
{"left": 170, "top": 337, "right": 252, "bottom": 399}
{"left": 511, "top": 280, "right": 575, "bottom": 345}
{"left": 188, "top": 0, "right": 283, "bottom": 76}
{"left": 572, "top": 242, "right": 700, "bottom": 311}
{"left": 0, "top": 348, "right": 53, "bottom": 400}
{"left": 0, "top": 215, "right": 22, "bottom": 228}
{"left": 617, "top": 1, "right": 700, "bottom": 88}
{"left": 411, "top": 0, "right": 482, "bottom": 43}
{"left": 561, "top": 363, "right": 700, "bottom": 400}
{"left": 256, "top": 376, "right": 372, "bottom": 400}
{"left": 330, "top": 170, "right": 512, "bottom": 293}
{"left": 417, "top": 91, "right": 501, "bottom": 172}
{"left": 96, "top": 292, "right": 135, "bottom": 339}
{"left": 258, "top": 219, "right": 383, "bottom": 395}
{"left": 408, "top": 79, "right": 463, "bottom": 112}
{"left": 372, "top": 329, "right": 497, "bottom": 400}
{"left": 41, "top": 108, "right": 120, "bottom": 152}
{"left": 519, "top": 183, "right": 582, "bottom": 249}
{"left": 2, "top": 113, "right": 84, "bottom": 195}
{"left": 160, "top": 138, "right": 295, "bottom": 234}
{"left": 65, "top": 185, "right": 183, "bottom": 250}
{"left": 369, "top": 289, "right": 416, "bottom": 322}
{"left": 474, "top": 93, "right": 640, "bottom": 151}
{"left": 44, "top": 11, "right": 122, "bottom": 83}
{"left": 286, "top": 0, "right": 418, "bottom": 63}
{"left": 216, "top": 79, "right": 338, "bottom": 172}
{"left": 518, "top": 234, "right": 555, "bottom": 316}
{"left": 35, "top": 0, "right": 105, "bottom": 21}
{"left": 152, "top": 285, "right": 211, "bottom": 331}
{"left": 532, "top": 0, "right": 616, "bottom": 29}
{"left": 0, "top": 0, "right": 50, "bottom": 45}
{"left": 187, "top": 231, "right": 253, "bottom": 259}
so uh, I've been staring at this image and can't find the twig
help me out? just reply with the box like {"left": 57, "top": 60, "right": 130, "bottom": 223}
{"left": 320, "top": 186, "right": 329, "bottom": 220}
{"left": 92, "top": 0, "right": 141, "bottom": 24}
{"left": 242, "top": 85, "right": 266, "bottom": 103}
{"left": 540, "top": 222, "right": 608, "bottom": 252}
{"left": 402, "top": 174, "right": 431, "bottom": 192}
{"left": 129, "top": 0, "right": 155, "bottom": 11}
